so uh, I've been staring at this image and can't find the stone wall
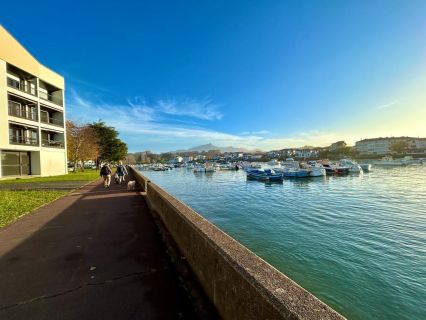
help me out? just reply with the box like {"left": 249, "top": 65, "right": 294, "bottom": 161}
{"left": 129, "top": 167, "right": 345, "bottom": 320}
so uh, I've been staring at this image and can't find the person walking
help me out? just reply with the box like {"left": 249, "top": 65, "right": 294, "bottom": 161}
{"left": 100, "top": 163, "right": 112, "bottom": 189}
{"left": 116, "top": 161, "right": 128, "bottom": 185}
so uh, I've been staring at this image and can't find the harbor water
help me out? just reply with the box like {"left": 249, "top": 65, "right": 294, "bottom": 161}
{"left": 140, "top": 165, "right": 426, "bottom": 319}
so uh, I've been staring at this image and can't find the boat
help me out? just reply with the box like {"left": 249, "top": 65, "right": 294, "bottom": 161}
{"left": 360, "top": 163, "right": 372, "bottom": 172}
{"left": 283, "top": 169, "right": 310, "bottom": 178}
{"left": 246, "top": 169, "right": 283, "bottom": 181}
{"left": 300, "top": 162, "right": 326, "bottom": 177}
{"left": 322, "top": 163, "right": 349, "bottom": 175}
{"left": 339, "top": 159, "right": 363, "bottom": 174}
{"left": 193, "top": 163, "right": 215, "bottom": 172}
{"left": 282, "top": 158, "right": 300, "bottom": 170}
{"left": 306, "top": 166, "right": 326, "bottom": 177}
{"left": 402, "top": 156, "right": 422, "bottom": 165}
{"left": 373, "top": 156, "right": 406, "bottom": 166}
{"left": 268, "top": 159, "right": 281, "bottom": 166}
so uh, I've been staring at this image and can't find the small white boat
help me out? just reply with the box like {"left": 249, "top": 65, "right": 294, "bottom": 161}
{"left": 360, "top": 163, "right": 372, "bottom": 172}
{"left": 307, "top": 166, "right": 326, "bottom": 177}
{"left": 339, "top": 159, "right": 363, "bottom": 174}
{"left": 282, "top": 158, "right": 300, "bottom": 170}
{"left": 193, "top": 163, "right": 215, "bottom": 172}
{"left": 300, "top": 162, "right": 326, "bottom": 177}
{"left": 268, "top": 159, "right": 281, "bottom": 166}
{"left": 373, "top": 156, "right": 406, "bottom": 166}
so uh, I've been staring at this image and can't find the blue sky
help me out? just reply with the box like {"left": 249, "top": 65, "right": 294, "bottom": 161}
{"left": 2, "top": 1, "right": 426, "bottom": 152}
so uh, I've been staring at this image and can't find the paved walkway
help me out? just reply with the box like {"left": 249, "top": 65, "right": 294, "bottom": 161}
{"left": 0, "top": 178, "right": 196, "bottom": 319}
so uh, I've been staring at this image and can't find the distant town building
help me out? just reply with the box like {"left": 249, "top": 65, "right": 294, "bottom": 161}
{"left": 195, "top": 154, "right": 207, "bottom": 161}
{"left": 182, "top": 155, "right": 193, "bottom": 162}
{"left": 355, "top": 137, "right": 426, "bottom": 155}
{"left": 0, "top": 25, "right": 67, "bottom": 177}
{"left": 295, "top": 149, "right": 319, "bottom": 158}
{"left": 330, "top": 141, "right": 347, "bottom": 151}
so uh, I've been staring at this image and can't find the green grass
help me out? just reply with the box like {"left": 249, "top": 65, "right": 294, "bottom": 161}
{"left": 0, "top": 169, "right": 100, "bottom": 184}
{"left": 0, "top": 190, "right": 69, "bottom": 227}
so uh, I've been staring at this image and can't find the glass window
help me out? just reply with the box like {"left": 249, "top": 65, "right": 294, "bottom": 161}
{"left": 1, "top": 151, "right": 31, "bottom": 176}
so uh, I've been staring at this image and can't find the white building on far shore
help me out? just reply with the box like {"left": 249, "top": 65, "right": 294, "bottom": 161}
{"left": 355, "top": 137, "right": 426, "bottom": 155}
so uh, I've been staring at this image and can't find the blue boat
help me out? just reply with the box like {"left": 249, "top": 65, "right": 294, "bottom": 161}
{"left": 283, "top": 169, "right": 310, "bottom": 178}
{"left": 246, "top": 169, "right": 283, "bottom": 181}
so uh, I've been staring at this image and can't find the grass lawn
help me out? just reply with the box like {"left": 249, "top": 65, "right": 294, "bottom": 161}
{"left": 0, "top": 190, "right": 69, "bottom": 227}
{"left": 0, "top": 169, "right": 101, "bottom": 227}
{"left": 0, "top": 169, "right": 100, "bottom": 184}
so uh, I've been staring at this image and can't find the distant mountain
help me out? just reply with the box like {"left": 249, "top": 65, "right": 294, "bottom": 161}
{"left": 174, "top": 143, "right": 255, "bottom": 153}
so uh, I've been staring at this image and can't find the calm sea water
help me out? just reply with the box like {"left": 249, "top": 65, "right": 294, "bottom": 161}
{"left": 140, "top": 165, "right": 426, "bottom": 320}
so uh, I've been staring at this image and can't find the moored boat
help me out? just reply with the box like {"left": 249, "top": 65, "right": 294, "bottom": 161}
{"left": 339, "top": 159, "right": 363, "bottom": 174}
{"left": 307, "top": 166, "right": 326, "bottom": 177}
{"left": 360, "top": 163, "right": 372, "bottom": 172}
{"left": 246, "top": 169, "right": 283, "bottom": 181}
{"left": 322, "top": 163, "right": 349, "bottom": 175}
{"left": 373, "top": 156, "right": 406, "bottom": 166}
{"left": 283, "top": 169, "right": 310, "bottom": 178}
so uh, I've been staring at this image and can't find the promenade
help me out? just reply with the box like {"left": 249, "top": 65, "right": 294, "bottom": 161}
{"left": 0, "top": 178, "right": 197, "bottom": 319}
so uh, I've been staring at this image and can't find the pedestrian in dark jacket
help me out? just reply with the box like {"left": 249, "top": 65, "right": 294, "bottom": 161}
{"left": 100, "top": 163, "right": 112, "bottom": 189}
{"left": 115, "top": 161, "right": 128, "bottom": 185}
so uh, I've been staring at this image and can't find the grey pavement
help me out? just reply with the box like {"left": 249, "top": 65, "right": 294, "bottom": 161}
{"left": 0, "top": 178, "right": 199, "bottom": 319}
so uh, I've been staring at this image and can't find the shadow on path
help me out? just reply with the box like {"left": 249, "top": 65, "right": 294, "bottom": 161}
{"left": 0, "top": 178, "right": 197, "bottom": 319}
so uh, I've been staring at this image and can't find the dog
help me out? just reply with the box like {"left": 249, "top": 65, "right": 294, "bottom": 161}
{"left": 127, "top": 180, "right": 136, "bottom": 191}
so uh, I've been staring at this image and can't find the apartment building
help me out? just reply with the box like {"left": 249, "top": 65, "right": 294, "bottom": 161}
{"left": 0, "top": 25, "right": 67, "bottom": 177}
{"left": 355, "top": 137, "right": 426, "bottom": 155}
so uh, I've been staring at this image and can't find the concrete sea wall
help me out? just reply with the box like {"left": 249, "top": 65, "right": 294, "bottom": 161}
{"left": 130, "top": 167, "right": 345, "bottom": 320}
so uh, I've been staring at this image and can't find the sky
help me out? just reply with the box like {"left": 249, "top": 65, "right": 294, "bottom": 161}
{"left": 2, "top": 0, "right": 426, "bottom": 152}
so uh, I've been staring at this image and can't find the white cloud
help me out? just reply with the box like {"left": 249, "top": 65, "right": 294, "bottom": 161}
{"left": 375, "top": 100, "right": 399, "bottom": 110}
{"left": 155, "top": 98, "right": 223, "bottom": 120}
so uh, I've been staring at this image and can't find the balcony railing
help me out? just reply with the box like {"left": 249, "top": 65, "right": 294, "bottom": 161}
{"left": 9, "top": 135, "right": 39, "bottom": 146}
{"left": 7, "top": 77, "right": 37, "bottom": 96}
{"left": 42, "top": 139, "right": 64, "bottom": 148}
{"left": 8, "top": 101, "right": 38, "bottom": 121}
{"left": 39, "top": 90, "right": 63, "bottom": 106}
{"left": 40, "top": 112, "right": 64, "bottom": 127}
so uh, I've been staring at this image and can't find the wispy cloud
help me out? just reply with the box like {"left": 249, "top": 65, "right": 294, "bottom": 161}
{"left": 375, "top": 100, "right": 399, "bottom": 110}
{"left": 156, "top": 98, "right": 223, "bottom": 120}
{"left": 67, "top": 91, "right": 254, "bottom": 149}
{"left": 66, "top": 90, "right": 350, "bottom": 152}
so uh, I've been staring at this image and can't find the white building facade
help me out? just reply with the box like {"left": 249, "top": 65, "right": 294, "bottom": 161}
{"left": 355, "top": 137, "right": 426, "bottom": 155}
{"left": 0, "top": 25, "right": 67, "bottom": 178}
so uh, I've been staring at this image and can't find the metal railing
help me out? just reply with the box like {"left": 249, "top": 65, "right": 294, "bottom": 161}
{"left": 9, "top": 135, "right": 39, "bottom": 146}
{"left": 7, "top": 77, "right": 37, "bottom": 96}
{"left": 40, "top": 112, "right": 64, "bottom": 127}
{"left": 8, "top": 101, "right": 38, "bottom": 121}
{"left": 41, "top": 139, "right": 65, "bottom": 148}
{"left": 39, "top": 90, "right": 63, "bottom": 106}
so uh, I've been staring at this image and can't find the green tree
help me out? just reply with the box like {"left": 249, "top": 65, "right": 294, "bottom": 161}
{"left": 90, "top": 121, "right": 128, "bottom": 165}
{"left": 389, "top": 141, "right": 408, "bottom": 155}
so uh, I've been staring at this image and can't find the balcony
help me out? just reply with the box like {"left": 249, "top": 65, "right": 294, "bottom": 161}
{"left": 6, "top": 63, "right": 37, "bottom": 96}
{"left": 39, "top": 90, "right": 63, "bottom": 106}
{"left": 41, "top": 139, "right": 65, "bottom": 148}
{"left": 8, "top": 95, "right": 38, "bottom": 122}
{"left": 9, "top": 124, "right": 39, "bottom": 147}
{"left": 40, "top": 109, "right": 64, "bottom": 127}
{"left": 41, "top": 130, "right": 65, "bottom": 149}
{"left": 39, "top": 80, "right": 63, "bottom": 107}
{"left": 10, "top": 135, "right": 39, "bottom": 146}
